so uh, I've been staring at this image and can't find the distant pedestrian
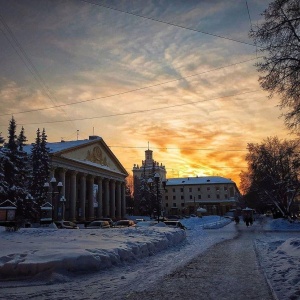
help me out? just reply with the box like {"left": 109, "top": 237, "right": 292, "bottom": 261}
{"left": 234, "top": 216, "right": 240, "bottom": 224}
{"left": 249, "top": 216, "right": 253, "bottom": 226}
{"left": 245, "top": 216, "right": 250, "bottom": 227}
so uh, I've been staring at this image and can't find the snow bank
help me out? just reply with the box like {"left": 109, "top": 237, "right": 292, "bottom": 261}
{"left": 0, "top": 226, "right": 186, "bottom": 280}
{"left": 255, "top": 218, "right": 300, "bottom": 300}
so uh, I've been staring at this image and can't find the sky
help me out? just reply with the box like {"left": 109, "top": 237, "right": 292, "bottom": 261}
{"left": 0, "top": 0, "right": 295, "bottom": 187}
{"left": 0, "top": 216, "right": 299, "bottom": 299}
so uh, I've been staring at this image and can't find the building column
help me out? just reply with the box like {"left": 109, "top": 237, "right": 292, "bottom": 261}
{"left": 87, "top": 175, "right": 95, "bottom": 221}
{"left": 58, "top": 168, "right": 67, "bottom": 197}
{"left": 104, "top": 179, "right": 110, "bottom": 217}
{"left": 79, "top": 173, "right": 87, "bottom": 222}
{"left": 116, "top": 181, "right": 121, "bottom": 219}
{"left": 69, "top": 171, "right": 78, "bottom": 222}
{"left": 96, "top": 177, "right": 103, "bottom": 218}
{"left": 110, "top": 180, "right": 116, "bottom": 219}
{"left": 121, "top": 182, "right": 126, "bottom": 218}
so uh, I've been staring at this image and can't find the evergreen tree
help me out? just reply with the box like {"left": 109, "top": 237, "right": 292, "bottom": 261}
{"left": 0, "top": 132, "right": 8, "bottom": 202}
{"left": 30, "top": 128, "right": 50, "bottom": 216}
{"left": 3, "top": 117, "right": 29, "bottom": 221}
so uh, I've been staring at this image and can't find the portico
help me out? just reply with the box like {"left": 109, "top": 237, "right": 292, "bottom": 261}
{"left": 44, "top": 136, "right": 128, "bottom": 222}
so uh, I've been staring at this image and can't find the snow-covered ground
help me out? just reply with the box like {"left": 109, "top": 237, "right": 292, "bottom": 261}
{"left": 0, "top": 215, "right": 299, "bottom": 300}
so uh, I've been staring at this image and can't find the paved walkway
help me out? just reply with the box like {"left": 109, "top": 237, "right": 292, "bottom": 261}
{"left": 126, "top": 224, "right": 274, "bottom": 300}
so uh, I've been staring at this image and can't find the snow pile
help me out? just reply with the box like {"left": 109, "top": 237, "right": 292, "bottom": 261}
{"left": 0, "top": 215, "right": 299, "bottom": 300}
{"left": 0, "top": 225, "right": 185, "bottom": 280}
{"left": 255, "top": 218, "right": 300, "bottom": 300}
{"left": 263, "top": 217, "right": 300, "bottom": 231}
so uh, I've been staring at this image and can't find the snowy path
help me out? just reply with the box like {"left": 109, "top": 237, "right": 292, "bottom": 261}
{"left": 1, "top": 217, "right": 298, "bottom": 300}
{"left": 0, "top": 223, "right": 236, "bottom": 300}
{"left": 126, "top": 224, "right": 274, "bottom": 300}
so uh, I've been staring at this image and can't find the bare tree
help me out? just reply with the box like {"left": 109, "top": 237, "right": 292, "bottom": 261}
{"left": 250, "top": 0, "right": 300, "bottom": 132}
{"left": 241, "top": 136, "right": 300, "bottom": 219}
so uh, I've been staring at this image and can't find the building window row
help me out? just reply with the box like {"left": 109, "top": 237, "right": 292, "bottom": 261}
{"left": 168, "top": 186, "right": 229, "bottom": 193}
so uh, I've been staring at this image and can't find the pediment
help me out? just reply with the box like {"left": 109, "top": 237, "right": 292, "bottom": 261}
{"left": 55, "top": 140, "right": 127, "bottom": 175}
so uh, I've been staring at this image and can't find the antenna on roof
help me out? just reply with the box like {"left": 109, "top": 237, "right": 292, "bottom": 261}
{"left": 93, "top": 127, "right": 94, "bottom": 135}
{"left": 77, "top": 130, "right": 79, "bottom": 141}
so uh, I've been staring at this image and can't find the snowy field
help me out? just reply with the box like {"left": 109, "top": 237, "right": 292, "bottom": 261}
{"left": 0, "top": 215, "right": 299, "bottom": 300}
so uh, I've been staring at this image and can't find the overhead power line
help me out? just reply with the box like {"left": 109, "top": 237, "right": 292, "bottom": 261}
{"left": 8, "top": 89, "right": 259, "bottom": 126}
{"left": 0, "top": 56, "right": 260, "bottom": 117}
{"left": 80, "top": 0, "right": 259, "bottom": 48}
{"left": 109, "top": 145, "right": 247, "bottom": 152}
{"left": 0, "top": 12, "right": 76, "bottom": 129}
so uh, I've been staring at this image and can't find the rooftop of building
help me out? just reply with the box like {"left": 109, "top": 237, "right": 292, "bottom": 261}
{"left": 166, "top": 176, "right": 235, "bottom": 186}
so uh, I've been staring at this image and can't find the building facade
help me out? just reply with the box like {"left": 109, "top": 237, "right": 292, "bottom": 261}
{"left": 132, "top": 149, "right": 167, "bottom": 181}
{"left": 132, "top": 148, "right": 167, "bottom": 214}
{"left": 163, "top": 176, "right": 240, "bottom": 216}
{"left": 30, "top": 136, "right": 128, "bottom": 222}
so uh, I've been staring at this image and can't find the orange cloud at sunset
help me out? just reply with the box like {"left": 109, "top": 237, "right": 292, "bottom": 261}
{"left": 0, "top": 0, "right": 295, "bottom": 190}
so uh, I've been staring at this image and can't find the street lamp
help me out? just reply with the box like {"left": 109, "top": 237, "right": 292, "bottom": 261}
{"left": 147, "top": 177, "right": 154, "bottom": 218}
{"left": 154, "top": 173, "right": 160, "bottom": 223}
{"left": 60, "top": 196, "right": 66, "bottom": 220}
{"left": 44, "top": 177, "right": 63, "bottom": 222}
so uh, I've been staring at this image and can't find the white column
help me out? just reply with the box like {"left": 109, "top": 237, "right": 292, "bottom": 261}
{"left": 79, "top": 173, "right": 87, "bottom": 221}
{"left": 96, "top": 177, "right": 103, "bottom": 218}
{"left": 116, "top": 181, "right": 121, "bottom": 219}
{"left": 104, "top": 179, "right": 110, "bottom": 217}
{"left": 110, "top": 180, "right": 116, "bottom": 219}
{"left": 87, "top": 175, "right": 95, "bottom": 221}
{"left": 121, "top": 182, "right": 126, "bottom": 218}
{"left": 69, "top": 171, "right": 77, "bottom": 222}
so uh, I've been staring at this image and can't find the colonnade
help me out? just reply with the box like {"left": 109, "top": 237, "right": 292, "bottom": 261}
{"left": 47, "top": 167, "right": 126, "bottom": 222}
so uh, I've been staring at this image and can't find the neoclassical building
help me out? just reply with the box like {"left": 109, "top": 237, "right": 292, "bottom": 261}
{"left": 30, "top": 136, "right": 128, "bottom": 222}
{"left": 163, "top": 176, "right": 241, "bottom": 216}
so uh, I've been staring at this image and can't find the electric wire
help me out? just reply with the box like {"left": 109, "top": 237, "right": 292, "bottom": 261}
{"left": 0, "top": 12, "right": 76, "bottom": 129}
{"left": 9, "top": 89, "right": 260, "bottom": 126}
{"left": 0, "top": 56, "right": 260, "bottom": 117}
{"left": 80, "top": 0, "right": 259, "bottom": 48}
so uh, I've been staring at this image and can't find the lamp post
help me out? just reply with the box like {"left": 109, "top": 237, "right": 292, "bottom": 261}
{"left": 162, "top": 179, "right": 167, "bottom": 217}
{"left": 147, "top": 177, "right": 154, "bottom": 218}
{"left": 44, "top": 177, "right": 63, "bottom": 222}
{"left": 154, "top": 173, "right": 160, "bottom": 223}
{"left": 60, "top": 196, "right": 66, "bottom": 220}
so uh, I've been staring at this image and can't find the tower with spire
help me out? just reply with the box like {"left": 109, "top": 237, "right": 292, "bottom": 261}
{"left": 132, "top": 146, "right": 166, "bottom": 181}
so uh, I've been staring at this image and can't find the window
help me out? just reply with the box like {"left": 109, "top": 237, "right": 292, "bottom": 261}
{"left": 216, "top": 194, "right": 220, "bottom": 199}
{"left": 165, "top": 203, "right": 169, "bottom": 207}
{"left": 189, "top": 187, "right": 192, "bottom": 192}
{"left": 173, "top": 203, "right": 177, "bottom": 207}
{"left": 173, "top": 195, "right": 176, "bottom": 200}
{"left": 208, "top": 194, "right": 211, "bottom": 198}
{"left": 181, "top": 203, "right": 185, "bottom": 207}
{"left": 225, "top": 194, "right": 228, "bottom": 199}
{"left": 165, "top": 196, "right": 168, "bottom": 200}
{"left": 216, "top": 186, "right": 220, "bottom": 191}
{"left": 224, "top": 186, "right": 228, "bottom": 191}
{"left": 198, "top": 187, "right": 201, "bottom": 192}
{"left": 180, "top": 187, "right": 183, "bottom": 192}
{"left": 207, "top": 187, "right": 210, "bottom": 191}
{"left": 190, "top": 195, "right": 193, "bottom": 200}
{"left": 181, "top": 195, "right": 184, "bottom": 200}
{"left": 198, "top": 195, "right": 201, "bottom": 199}
{"left": 173, "top": 188, "right": 176, "bottom": 193}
